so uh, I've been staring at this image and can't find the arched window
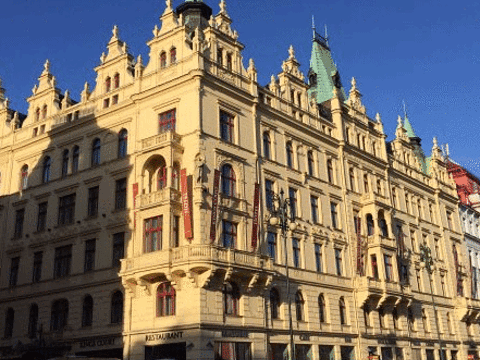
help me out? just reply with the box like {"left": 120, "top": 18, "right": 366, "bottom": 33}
{"left": 91, "top": 138, "right": 101, "bottom": 166}
{"left": 286, "top": 142, "right": 294, "bottom": 168}
{"left": 378, "top": 210, "right": 388, "bottom": 237}
{"left": 35, "top": 108, "right": 40, "bottom": 122}
{"left": 42, "top": 156, "right": 51, "bottom": 183}
{"left": 339, "top": 297, "right": 346, "bottom": 325}
{"left": 72, "top": 146, "right": 79, "bottom": 173}
{"left": 28, "top": 304, "right": 38, "bottom": 339}
{"left": 221, "top": 164, "right": 236, "bottom": 197}
{"left": 160, "top": 51, "right": 167, "bottom": 68}
{"left": 318, "top": 294, "right": 326, "bottom": 323}
{"left": 307, "top": 151, "right": 314, "bottom": 176}
{"left": 270, "top": 288, "right": 280, "bottom": 320}
{"left": 144, "top": 155, "right": 167, "bottom": 193}
{"left": 113, "top": 73, "right": 120, "bottom": 89}
{"left": 111, "top": 291, "right": 123, "bottom": 324}
{"left": 157, "top": 282, "right": 176, "bottom": 317}
{"left": 349, "top": 168, "right": 355, "bottom": 191}
{"left": 82, "top": 295, "right": 93, "bottom": 327}
{"left": 105, "top": 77, "right": 111, "bottom": 92}
{"left": 327, "top": 159, "right": 334, "bottom": 183}
{"left": 263, "top": 132, "right": 271, "bottom": 160}
{"left": 170, "top": 47, "right": 176, "bottom": 64}
{"left": 51, "top": 299, "right": 69, "bottom": 331}
{"left": 61, "top": 149, "right": 69, "bottom": 177}
{"left": 172, "top": 163, "right": 180, "bottom": 190}
{"left": 366, "top": 214, "right": 374, "bottom": 236}
{"left": 118, "top": 129, "right": 128, "bottom": 159}
{"left": 295, "top": 291, "right": 304, "bottom": 321}
{"left": 20, "top": 165, "right": 28, "bottom": 190}
{"left": 223, "top": 282, "right": 240, "bottom": 316}
{"left": 42, "top": 104, "right": 48, "bottom": 119}
{"left": 4, "top": 308, "right": 14, "bottom": 338}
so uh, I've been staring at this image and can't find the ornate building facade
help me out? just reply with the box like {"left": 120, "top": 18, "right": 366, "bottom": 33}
{"left": 0, "top": 0, "right": 475, "bottom": 359}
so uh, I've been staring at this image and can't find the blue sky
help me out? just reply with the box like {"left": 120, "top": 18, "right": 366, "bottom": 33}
{"left": 1, "top": 0, "right": 479, "bottom": 174}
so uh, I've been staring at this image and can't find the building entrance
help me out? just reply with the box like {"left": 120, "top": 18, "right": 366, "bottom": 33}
{"left": 145, "top": 342, "right": 186, "bottom": 360}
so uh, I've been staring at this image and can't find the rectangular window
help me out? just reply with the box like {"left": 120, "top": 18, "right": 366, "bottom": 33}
{"left": 115, "top": 178, "right": 127, "bottom": 210}
{"left": 289, "top": 187, "right": 297, "bottom": 219}
{"left": 335, "top": 248, "right": 343, "bottom": 276}
{"left": 384, "top": 254, "right": 393, "bottom": 281}
{"left": 267, "top": 232, "right": 276, "bottom": 261}
{"left": 53, "top": 245, "right": 72, "bottom": 279}
{"left": 220, "top": 110, "right": 234, "bottom": 143}
{"left": 37, "top": 202, "right": 48, "bottom": 232}
{"left": 112, "top": 232, "right": 125, "bottom": 267}
{"left": 292, "top": 238, "right": 301, "bottom": 268}
{"left": 87, "top": 186, "right": 99, "bottom": 217}
{"left": 112, "top": 94, "right": 119, "bottom": 105}
{"left": 222, "top": 220, "right": 237, "bottom": 248}
{"left": 103, "top": 98, "right": 110, "bottom": 108}
{"left": 330, "top": 202, "right": 338, "bottom": 229}
{"left": 58, "top": 193, "right": 76, "bottom": 225}
{"left": 215, "top": 342, "right": 251, "bottom": 360}
{"left": 84, "top": 239, "right": 96, "bottom": 272}
{"left": 265, "top": 179, "right": 274, "bottom": 210}
{"left": 14, "top": 208, "right": 25, "bottom": 238}
{"left": 311, "top": 195, "right": 319, "bottom": 224}
{"left": 172, "top": 216, "right": 180, "bottom": 248}
{"left": 315, "top": 243, "right": 323, "bottom": 273}
{"left": 144, "top": 216, "right": 163, "bottom": 252}
{"left": 32, "top": 251, "right": 43, "bottom": 283}
{"left": 158, "top": 109, "right": 176, "bottom": 133}
{"left": 9, "top": 257, "right": 20, "bottom": 287}
{"left": 371, "top": 254, "right": 379, "bottom": 279}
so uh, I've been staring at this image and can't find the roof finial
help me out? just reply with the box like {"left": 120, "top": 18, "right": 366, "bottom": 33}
{"left": 324, "top": 24, "right": 329, "bottom": 45}
{"left": 402, "top": 99, "right": 408, "bottom": 118}
{"left": 312, "top": 15, "right": 316, "bottom": 40}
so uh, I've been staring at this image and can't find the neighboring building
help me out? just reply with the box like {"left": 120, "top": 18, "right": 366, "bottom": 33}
{"left": 0, "top": 1, "right": 474, "bottom": 360}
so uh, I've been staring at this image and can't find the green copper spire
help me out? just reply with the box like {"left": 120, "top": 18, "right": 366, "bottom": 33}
{"left": 307, "top": 20, "right": 346, "bottom": 104}
{"left": 403, "top": 115, "right": 418, "bottom": 139}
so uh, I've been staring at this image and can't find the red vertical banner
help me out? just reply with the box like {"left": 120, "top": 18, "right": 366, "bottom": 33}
{"left": 180, "top": 169, "right": 193, "bottom": 240}
{"left": 133, "top": 183, "right": 139, "bottom": 229}
{"left": 210, "top": 169, "right": 221, "bottom": 243}
{"left": 251, "top": 183, "right": 260, "bottom": 250}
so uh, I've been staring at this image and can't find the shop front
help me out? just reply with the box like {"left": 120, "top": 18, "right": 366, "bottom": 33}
{"left": 74, "top": 335, "right": 123, "bottom": 359}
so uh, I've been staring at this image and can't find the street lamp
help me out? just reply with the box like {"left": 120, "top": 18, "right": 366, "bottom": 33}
{"left": 268, "top": 188, "right": 297, "bottom": 360}
{"left": 420, "top": 243, "right": 444, "bottom": 360}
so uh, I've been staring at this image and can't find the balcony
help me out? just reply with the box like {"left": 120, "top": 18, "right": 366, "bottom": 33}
{"left": 356, "top": 277, "right": 412, "bottom": 307}
{"left": 136, "top": 188, "right": 181, "bottom": 209}
{"left": 121, "top": 244, "right": 273, "bottom": 277}
{"left": 140, "top": 132, "right": 181, "bottom": 152}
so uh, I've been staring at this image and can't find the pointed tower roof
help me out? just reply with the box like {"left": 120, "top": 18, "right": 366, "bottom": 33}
{"left": 403, "top": 115, "right": 418, "bottom": 139}
{"left": 307, "top": 19, "right": 346, "bottom": 104}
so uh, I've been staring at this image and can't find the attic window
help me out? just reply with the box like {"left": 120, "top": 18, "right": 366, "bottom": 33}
{"left": 104, "top": 98, "right": 110, "bottom": 109}
{"left": 105, "top": 77, "right": 111, "bottom": 92}
{"left": 112, "top": 95, "right": 119, "bottom": 105}
{"left": 160, "top": 52, "right": 167, "bottom": 68}
{"left": 42, "top": 105, "right": 47, "bottom": 120}
{"left": 35, "top": 108, "right": 40, "bottom": 122}
{"left": 226, "top": 53, "right": 232, "bottom": 71}
{"left": 170, "top": 48, "right": 177, "bottom": 64}
{"left": 114, "top": 73, "right": 120, "bottom": 89}
{"left": 217, "top": 49, "right": 223, "bottom": 66}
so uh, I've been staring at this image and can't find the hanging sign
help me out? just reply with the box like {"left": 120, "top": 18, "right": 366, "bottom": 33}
{"left": 180, "top": 169, "right": 193, "bottom": 240}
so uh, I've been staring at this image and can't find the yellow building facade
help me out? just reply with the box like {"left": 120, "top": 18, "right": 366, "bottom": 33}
{"left": 0, "top": 1, "right": 477, "bottom": 360}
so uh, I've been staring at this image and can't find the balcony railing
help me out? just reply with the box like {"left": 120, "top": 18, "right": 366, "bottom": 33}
{"left": 121, "top": 244, "right": 272, "bottom": 274}
{"left": 140, "top": 131, "right": 181, "bottom": 151}
{"left": 136, "top": 188, "right": 181, "bottom": 208}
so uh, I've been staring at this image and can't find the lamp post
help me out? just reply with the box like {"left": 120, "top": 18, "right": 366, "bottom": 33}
{"left": 268, "top": 188, "right": 297, "bottom": 360}
{"left": 420, "top": 243, "right": 444, "bottom": 360}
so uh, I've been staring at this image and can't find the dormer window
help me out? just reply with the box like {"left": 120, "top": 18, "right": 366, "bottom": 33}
{"left": 105, "top": 77, "right": 111, "bottom": 92}
{"left": 113, "top": 73, "right": 120, "bottom": 89}
{"left": 226, "top": 53, "right": 232, "bottom": 71}
{"left": 217, "top": 48, "right": 223, "bottom": 66}
{"left": 170, "top": 47, "right": 176, "bottom": 64}
{"left": 160, "top": 52, "right": 167, "bottom": 68}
